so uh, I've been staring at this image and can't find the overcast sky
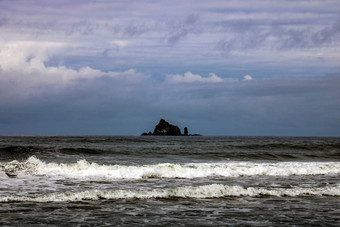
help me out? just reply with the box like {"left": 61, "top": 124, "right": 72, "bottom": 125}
{"left": 1, "top": 0, "right": 340, "bottom": 136}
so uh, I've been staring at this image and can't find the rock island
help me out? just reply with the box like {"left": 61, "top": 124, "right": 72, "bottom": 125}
{"left": 141, "top": 119, "right": 199, "bottom": 136}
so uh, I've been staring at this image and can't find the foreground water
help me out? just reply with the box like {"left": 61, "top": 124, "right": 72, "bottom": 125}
{"left": 0, "top": 136, "right": 339, "bottom": 226}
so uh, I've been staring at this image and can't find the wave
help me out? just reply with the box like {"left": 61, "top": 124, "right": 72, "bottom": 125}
{"left": 231, "top": 142, "right": 340, "bottom": 151}
{"left": 1, "top": 157, "right": 340, "bottom": 179}
{"left": 1, "top": 184, "right": 339, "bottom": 202}
{"left": 1, "top": 139, "right": 339, "bottom": 162}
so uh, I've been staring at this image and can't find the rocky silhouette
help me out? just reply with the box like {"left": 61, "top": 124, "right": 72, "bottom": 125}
{"left": 184, "top": 127, "right": 188, "bottom": 136}
{"left": 142, "top": 119, "right": 196, "bottom": 136}
{"left": 153, "top": 119, "right": 181, "bottom": 135}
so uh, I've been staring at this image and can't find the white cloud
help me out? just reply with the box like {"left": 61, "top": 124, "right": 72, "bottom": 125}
{"left": 110, "top": 40, "right": 130, "bottom": 48}
{"left": 0, "top": 41, "right": 149, "bottom": 101}
{"left": 0, "top": 41, "right": 64, "bottom": 71}
{"left": 243, "top": 75, "right": 253, "bottom": 81}
{"left": 166, "top": 72, "right": 224, "bottom": 83}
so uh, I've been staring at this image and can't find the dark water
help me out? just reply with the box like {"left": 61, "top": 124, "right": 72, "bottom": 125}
{"left": 0, "top": 136, "right": 339, "bottom": 226}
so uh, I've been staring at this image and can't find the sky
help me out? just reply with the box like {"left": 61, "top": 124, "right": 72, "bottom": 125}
{"left": 0, "top": 0, "right": 340, "bottom": 136}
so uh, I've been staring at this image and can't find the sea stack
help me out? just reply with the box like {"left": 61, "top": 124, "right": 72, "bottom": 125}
{"left": 153, "top": 119, "right": 181, "bottom": 135}
{"left": 141, "top": 119, "right": 185, "bottom": 136}
{"left": 184, "top": 127, "right": 188, "bottom": 136}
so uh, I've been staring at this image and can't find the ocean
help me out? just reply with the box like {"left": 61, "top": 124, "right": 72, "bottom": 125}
{"left": 0, "top": 136, "right": 339, "bottom": 226}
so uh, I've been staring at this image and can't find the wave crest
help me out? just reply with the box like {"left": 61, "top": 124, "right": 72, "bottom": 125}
{"left": 1, "top": 184, "right": 339, "bottom": 203}
{"left": 1, "top": 156, "right": 340, "bottom": 179}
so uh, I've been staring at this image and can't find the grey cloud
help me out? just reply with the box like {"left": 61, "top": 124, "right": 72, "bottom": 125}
{"left": 1, "top": 0, "right": 340, "bottom": 135}
{"left": 216, "top": 30, "right": 269, "bottom": 52}
{"left": 312, "top": 18, "right": 340, "bottom": 44}
{"left": 1, "top": 0, "right": 339, "bottom": 56}
{"left": 215, "top": 17, "right": 340, "bottom": 52}
{"left": 207, "top": 0, "right": 340, "bottom": 15}
{"left": 0, "top": 17, "right": 8, "bottom": 26}
{"left": 184, "top": 14, "right": 199, "bottom": 25}
{"left": 101, "top": 49, "right": 113, "bottom": 57}
{"left": 122, "top": 22, "right": 154, "bottom": 37}
{"left": 167, "top": 30, "right": 189, "bottom": 45}
{"left": 68, "top": 20, "right": 97, "bottom": 36}
{"left": 274, "top": 19, "right": 340, "bottom": 50}
{"left": 167, "top": 14, "right": 200, "bottom": 44}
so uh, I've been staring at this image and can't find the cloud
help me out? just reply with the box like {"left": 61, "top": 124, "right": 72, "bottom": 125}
{"left": 166, "top": 72, "right": 224, "bottom": 83}
{"left": 243, "top": 75, "right": 253, "bottom": 81}
{"left": 0, "top": 1, "right": 340, "bottom": 136}
{"left": 167, "top": 14, "right": 200, "bottom": 45}
{"left": 110, "top": 40, "right": 130, "bottom": 48}
{"left": 0, "top": 65, "right": 339, "bottom": 135}
{"left": 1, "top": 1, "right": 339, "bottom": 68}
{"left": 0, "top": 41, "right": 149, "bottom": 101}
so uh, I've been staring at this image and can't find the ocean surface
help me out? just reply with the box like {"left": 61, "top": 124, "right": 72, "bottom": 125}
{"left": 0, "top": 136, "right": 339, "bottom": 226}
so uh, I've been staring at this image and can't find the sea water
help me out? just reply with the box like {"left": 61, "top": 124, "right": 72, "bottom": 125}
{"left": 0, "top": 136, "right": 339, "bottom": 226}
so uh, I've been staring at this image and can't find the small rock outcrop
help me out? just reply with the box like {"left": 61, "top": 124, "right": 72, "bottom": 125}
{"left": 141, "top": 119, "right": 201, "bottom": 136}
{"left": 141, "top": 119, "right": 185, "bottom": 136}
{"left": 141, "top": 131, "right": 153, "bottom": 136}
{"left": 184, "top": 127, "right": 188, "bottom": 136}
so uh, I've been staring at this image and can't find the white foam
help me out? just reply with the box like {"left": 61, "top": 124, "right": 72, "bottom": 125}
{"left": 1, "top": 156, "right": 340, "bottom": 180}
{"left": 1, "top": 184, "right": 339, "bottom": 202}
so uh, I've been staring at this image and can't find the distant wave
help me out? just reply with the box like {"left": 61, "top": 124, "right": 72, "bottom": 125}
{"left": 1, "top": 184, "right": 339, "bottom": 203}
{"left": 1, "top": 141, "right": 339, "bottom": 162}
{"left": 1, "top": 157, "right": 340, "bottom": 180}
{"left": 231, "top": 142, "right": 340, "bottom": 151}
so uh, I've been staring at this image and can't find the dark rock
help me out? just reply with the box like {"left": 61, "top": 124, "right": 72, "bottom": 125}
{"left": 141, "top": 119, "right": 201, "bottom": 136}
{"left": 189, "top": 134, "right": 202, "bottom": 136}
{"left": 184, "top": 127, "right": 188, "bottom": 136}
{"left": 141, "top": 131, "right": 153, "bottom": 136}
{"left": 153, "top": 119, "right": 182, "bottom": 135}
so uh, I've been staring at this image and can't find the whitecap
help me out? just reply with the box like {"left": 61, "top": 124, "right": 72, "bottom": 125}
{"left": 1, "top": 157, "right": 339, "bottom": 180}
{"left": 1, "top": 184, "right": 339, "bottom": 203}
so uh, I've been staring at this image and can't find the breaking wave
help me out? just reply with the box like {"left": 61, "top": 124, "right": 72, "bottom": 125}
{"left": 1, "top": 156, "right": 340, "bottom": 179}
{"left": 1, "top": 184, "right": 339, "bottom": 203}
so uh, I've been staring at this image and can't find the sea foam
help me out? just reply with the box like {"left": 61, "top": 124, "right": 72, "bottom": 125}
{"left": 1, "top": 184, "right": 339, "bottom": 203}
{"left": 1, "top": 156, "right": 340, "bottom": 180}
